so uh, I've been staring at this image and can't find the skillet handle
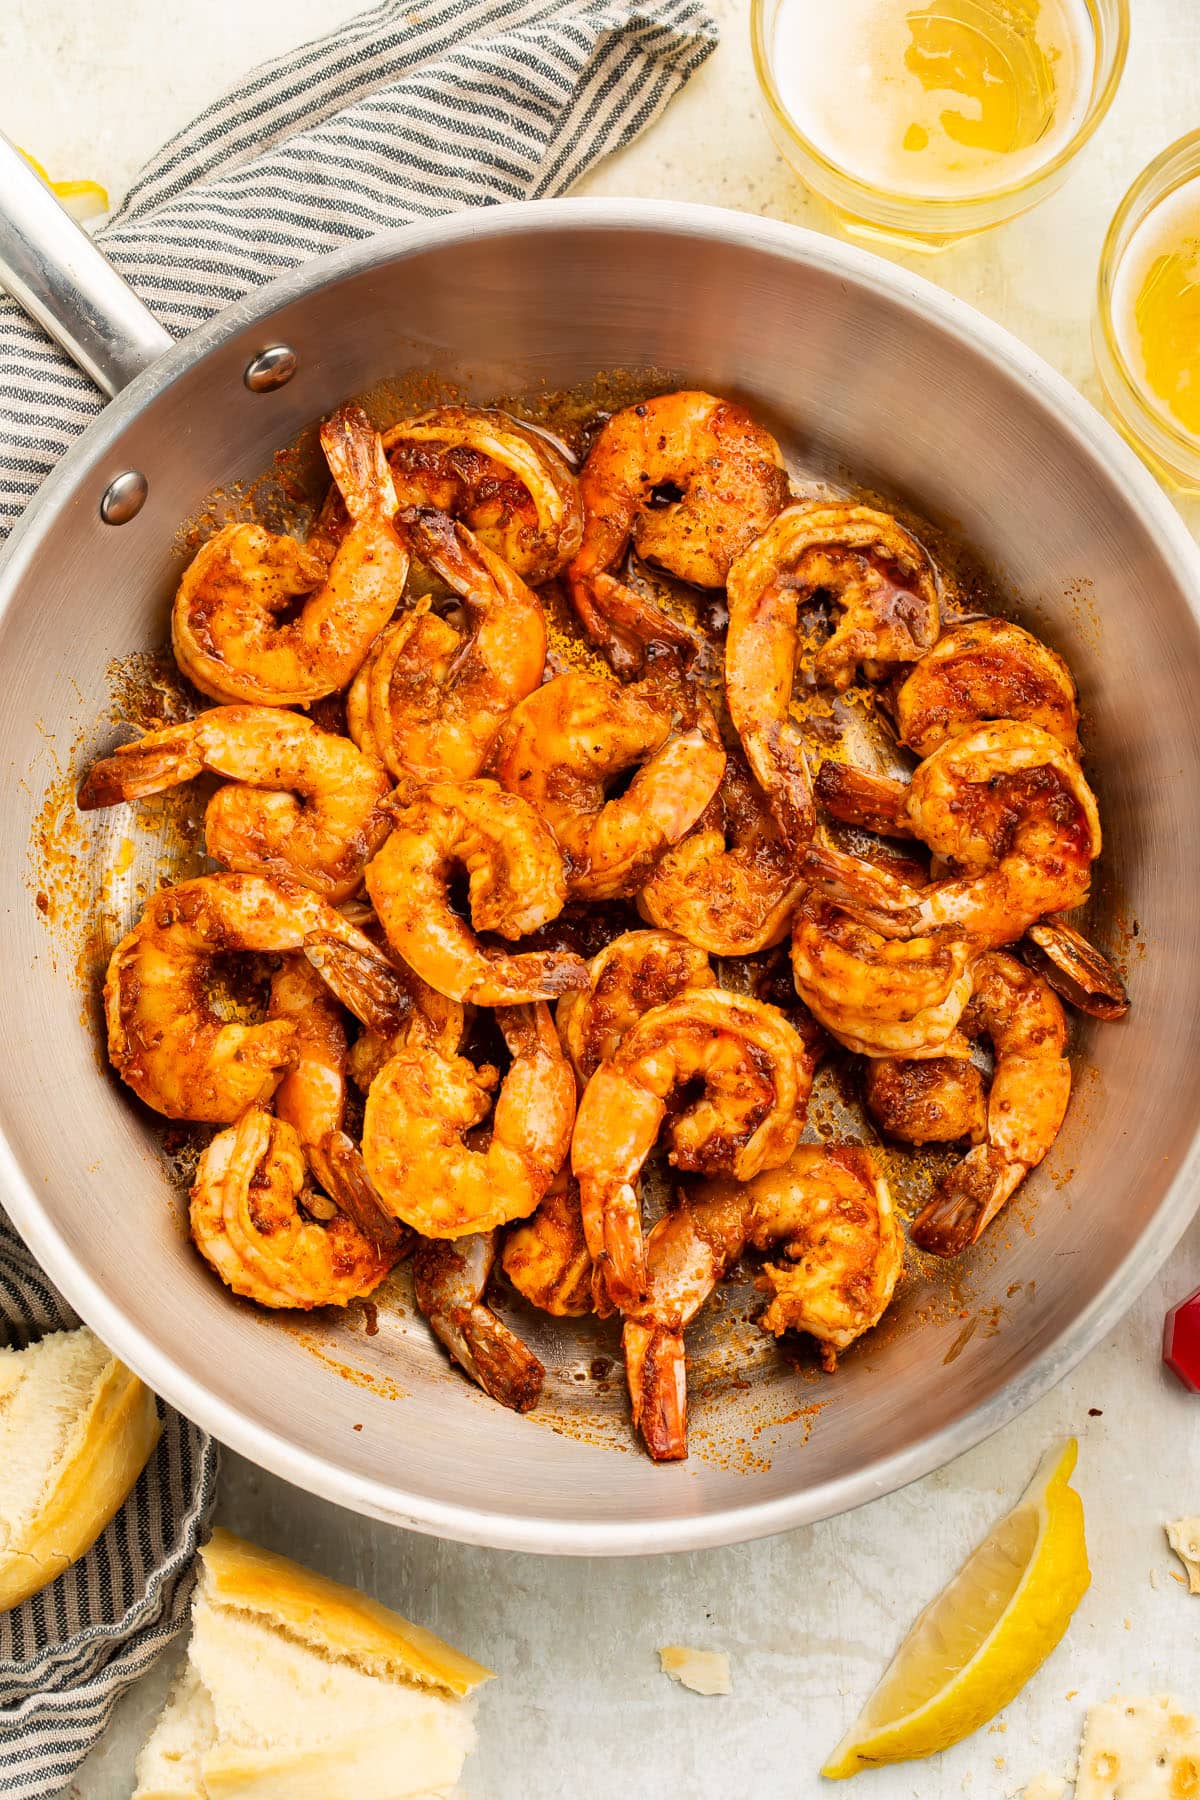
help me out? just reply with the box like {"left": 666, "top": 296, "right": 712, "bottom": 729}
{"left": 0, "top": 133, "right": 174, "bottom": 398}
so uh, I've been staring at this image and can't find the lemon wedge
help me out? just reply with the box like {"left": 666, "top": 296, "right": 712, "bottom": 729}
{"left": 823, "top": 1438, "right": 1089, "bottom": 1779}
{"left": 18, "top": 149, "right": 109, "bottom": 222}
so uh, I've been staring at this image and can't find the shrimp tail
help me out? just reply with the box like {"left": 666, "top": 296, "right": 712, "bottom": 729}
{"left": 303, "top": 935, "right": 414, "bottom": 1034}
{"left": 320, "top": 404, "right": 398, "bottom": 521}
{"left": 413, "top": 1239, "right": 544, "bottom": 1413}
{"left": 308, "top": 1130, "right": 412, "bottom": 1257}
{"left": 572, "top": 571, "right": 699, "bottom": 682}
{"left": 602, "top": 1179, "right": 648, "bottom": 1309}
{"left": 803, "top": 843, "right": 922, "bottom": 937}
{"left": 814, "top": 761, "right": 914, "bottom": 837}
{"left": 1023, "top": 920, "right": 1130, "bottom": 1020}
{"left": 910, "top": 1146, "right": 1023, "bottom": 1256}
{"left": 623, "top": 1321, "right": 688, "bottom": 1461}
{"left": 484, "top": 949, "right": 590, "bottom": 1001}
{"left": 78, "top": 728, "right": 204, "bottom": 809}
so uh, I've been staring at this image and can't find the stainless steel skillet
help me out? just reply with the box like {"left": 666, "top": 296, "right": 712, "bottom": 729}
{"left": 2, "top": 139, "right": 1199, "bottom": 1555}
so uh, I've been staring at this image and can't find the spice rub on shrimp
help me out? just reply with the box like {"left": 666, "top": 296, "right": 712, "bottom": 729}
{"left": 807, "top": 722, "right": 1102, "bottom": 947}
{"left": 490, "top": 669, "right": 726, "bottom": 901}
{"left": 190, "top": 1107, "right": 396, "bottom": 1310}
{"left": 413, "top": 1232, "right": 544, "bottom": 1413}
{"left": 365, "top": 779, "right": 588, "bottom": 1004}
{"left": 346, "top": 508, "right": 546, "bottom": 784}
{"left": 568, "top": 391, "right": 790, "bottom": 678}
{"left": 172, "top": 406, "right": 407, "bottom": 706}
{"left": 726, "top": 503, "right": 940, "bottom": 841}
{"left": 572, "top": 988, "right": 816, "bottom": 1308}
{"left": 624, "top": 1146, "right": 902, "bottom": 1460}
{"left": 103, "top": 873, "right": 415, "bottom": 1122}
{"left": 555, "top": 929, "right": 715, "bottom": 1087}
{"left": 362, "top": 1002, "right": 575, "bottom": 1238}
{"left": 894, "top": 617, "right": 1079, "bottom": 758}
{"left": 79, "top": 706, "right": 392, "bottom": 903}
{"left": 501, "top": 1172, "right": 599, "bottom": 1318}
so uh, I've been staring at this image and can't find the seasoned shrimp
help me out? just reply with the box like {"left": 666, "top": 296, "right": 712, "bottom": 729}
{"left": 790, "top": 897, "right": 975, "bottom": 1059}
{"left": 104, "top": 872, "right": 413, "bottom": 1121}
{"left": 362, "top": 1003, "right": 575, "bottom": 1237}
{"left": 909, "top": 952, "right": 1071, "bottom": 1256}
{"left": 490, "top": 670, "right": 726, "bottom": 901}
{"left": 190, "top": 1108, "right": 396, "bottom": 1310}
{"left": 624, "top": 1146, "right": 902, "bottom": 1460}
{"left": 638, "top": 750, "right": 804, "bottom": 954}
{"left": 384, "top": 406, "right": 582, "bottom": 582}
{"left": 568, "top": 391, "right": 789, "bottom": 678}
{"left": 555, "top": 929, "right": 715, "bottom": 1087}
{"left": 864, "top": 1053, "right": 986, "bottom": 1146}
{"left": 413, "top": 1233, "right": 544, "bottom": 1413}
{"left": 79, "top": 706, "right": 392, "bottom": 903}
{"left": 807, "top": 723, "right": 1102, "bottom": 947}
{"left": 572, "top": 988, "right": 815, "bottom": 1308}
{"left": 172, "top": 406, "right": 407, "bottom": 706}
{"left": 726, "top": 504, "right": 940, "bottom": 840}
{"left": 268, "top": 958, "right": 407, "bottom": 1254}
{"left": 365, "top": 779, "right": 587, "bottom": 1004}
{"left": 346, "top": 508, "right": 546, "bottom": 783}
{"left": 895, "top": 618, "right": 1079, "bottom": 758}
{"left": 501, "top": 1171, "right": 600, "bottom": 1318}
{"left": 1023, "top": 919, "right": 1130, "bottom": 1021}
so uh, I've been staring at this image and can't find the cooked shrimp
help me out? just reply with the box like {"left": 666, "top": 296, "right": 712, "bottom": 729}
{"left": 568, "top": 391, "right": 789, "bottom": 678}
{"left": 1023, "top": 919, "right": 1130, "bottom": 1020}
{"left": 501, "top": 1171, "right": 600, "bottom": 1318}
{"left": 807, "top": 723, "right": 1102, "bottom": 947}
{"left": 572, "top": 988, "right": 815, "bottom": 1308}
{"left": 362, "top": 1002, "right": 575, "bottom": 1237}
{"left": 790, "top": 897, "right": 975, "bottom": 1059}
{"left": 864, "top": 1053, "right": 987, "bottom": 1146}
{"left": 638, "top": 749, "right": 804, "bottom": 954}
{"left": 190, "top": 1108, "right": 396, "bottom": 1310}
{"left": 624, "top": 1146, "right": 902, "bottom": 1460}
{"left": 384, "top": 406, "right": 582, "bottom": 582}
{"left": 726, "top": 504, "right": 940, "bottom": 840}
{"left": 910, "top": 952, "right": 1071, "bottom": 1256}
{"left": 79, "top": 706, "right": 392, "bottom": 903}
{"left": 555, "top": 929, "right": 715, "bottom": 1087}
{"left": 364, "top": 779, "right": 587, "bottom": 1004}
{"left": 104, "top": 872, "right": 413, "bottom": 1121}
{"left": 268, "top": 958, "right": 407, "bottom": 1254}
{"left": 172, "top": 406, "right": 407, "bottom": 706}
{"left": 490, "top": 670, "right": 726, "bottom": 901}
{"left": 413, "top": 1232, "right": 544, "bottom": 1413}
{"left": 346, "top": 508, "right": 546, "bottom": 783}
{"left": 347, "top": 976, "right": 466, "bottom": 1096}
{"left": 895, "top": 617, "right": 1079, "bottom": 758}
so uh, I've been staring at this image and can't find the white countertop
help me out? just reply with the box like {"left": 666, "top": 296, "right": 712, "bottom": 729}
{"left": 5, "top": 3, "right": 1200, "bottom": 1796}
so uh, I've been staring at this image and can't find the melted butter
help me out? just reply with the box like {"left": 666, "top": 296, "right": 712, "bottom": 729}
{"left": 769, "top": 0, "right": 1094, "bottom": 198}
{"left": 1113, "top": 180, "right": 1200, "bottom": 439}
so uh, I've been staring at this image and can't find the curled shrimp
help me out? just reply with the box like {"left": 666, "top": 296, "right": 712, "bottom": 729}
{"left": 413, "top": 1232, "right": 544, "bottom": 1413}
{"left": 895, "top": 617, "right": 1079, "bottom": 758}
{"left": 103, "top": 872, "right": 413, "bottom": 1122}
{"left": 725, "top": 504, "right": 940, "bottom": 840}
{"left": 79, "top": 706, "right": 392, "bottom": 903}
{"left": 638, "top": 749, "right": 804, "bottom": 955}
{"left": 624, "top": 1146, "right": 902, "bottom": 1460}
{"left": 172, "top": 406, "right": 407, "bottom": 706}
{"left": 790, "top": 896, "right": 975, "bottom": 1059}
{"left": 490, "top": 670, "right": 726, "bottom": 901}
{"left": 572, "top": 988, "right": 815, "bottom": 1309}
{"left": 362, "top": 1002, "right": 576, "bottom": 1238}
{"left": 268, "top": 957, "right": 407, "bottom": 1254}
{"left": 555, "top": 929, "right": 715, "bottom": 1087}
{"left": 808, "top": 722, "right": 1101, "bottom": 946}
{"left": 384, "top": 406, "right": 582, "bottom": 582}
{"left": 346, "top": 508, "right": 546, "bottom": 783}
{"left": 364, "top": 779, "right": 588, "bottom": 1004}
{"left": 190, "top": 1107, "right": 396, "bottom": 1310}
{"left": 567, "top": 391, "right": 789, "bottom": 678}
{"left": 501, "top": 1172, "right": 600, "bottom": 1318}
{"left": 909, "top": 952, "right": 1071, "bottom": 1257}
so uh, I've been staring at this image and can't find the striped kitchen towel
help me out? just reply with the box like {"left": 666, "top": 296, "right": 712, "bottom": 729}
{"left": 0, "top": 1209, "right": 218, "bottom": 1800}
{"left": 0, "top": 0, "right": 718, "bottom": 543}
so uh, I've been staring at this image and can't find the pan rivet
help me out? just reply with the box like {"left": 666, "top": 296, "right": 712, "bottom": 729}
{"left": 99, "top": 470, "right": 149, "bottom": 526}
{"left": 244, "top": 345, "right": 298, "bottom": 392}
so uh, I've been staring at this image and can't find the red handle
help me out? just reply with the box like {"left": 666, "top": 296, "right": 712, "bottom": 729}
{"left": 1164, "top": 1286, "right": 1200, "bottom": 1391}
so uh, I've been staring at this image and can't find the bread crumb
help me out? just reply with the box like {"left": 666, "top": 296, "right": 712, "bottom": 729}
{"left": 1073, "top": 1693, "right": 1200, "bottom": 1798}
{"left": 1148, "top": 1567, "right": 1159, "bottom": 1590}
{"left": 1165, "top": 1517, "right": 1200, "bottom": 1593}
{"left": 658, "top": 1646, "right": 732, "bottom": 1696}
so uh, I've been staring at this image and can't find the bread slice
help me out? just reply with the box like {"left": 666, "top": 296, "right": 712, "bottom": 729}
{"left": 133, "top": 1529, "right": 493, "bottom": 1800}
{"left": 0, "top": 1324, "right": 162, "bottom": 1612}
